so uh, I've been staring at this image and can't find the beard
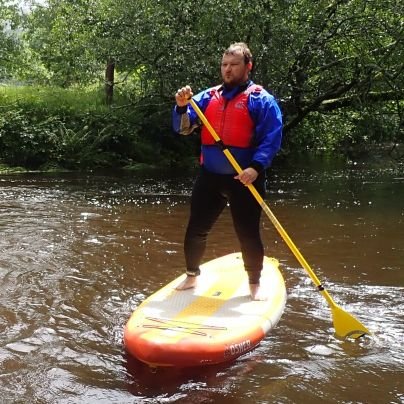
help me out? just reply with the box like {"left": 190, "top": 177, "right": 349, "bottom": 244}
{"left": 223, "top": 75, "right": 248, "bottom": 89}
{"left": 223, "top": 76, "right": 242, "bottom": 88}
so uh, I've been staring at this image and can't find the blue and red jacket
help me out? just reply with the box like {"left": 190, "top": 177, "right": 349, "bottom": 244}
{"left": 172, "top": 80, "right": 283, "bottom": 175}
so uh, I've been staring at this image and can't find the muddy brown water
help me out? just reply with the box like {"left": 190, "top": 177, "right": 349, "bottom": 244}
{"left": 0, "top": 160, "right": 403, "bottom": 403}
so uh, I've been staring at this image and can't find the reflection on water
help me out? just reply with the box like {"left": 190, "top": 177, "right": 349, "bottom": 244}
{"left": 0, "top": 160, "right": 403, "bottom": 403}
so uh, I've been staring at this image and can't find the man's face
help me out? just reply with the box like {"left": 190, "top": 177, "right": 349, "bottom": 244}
{"left": 221, "top": 52, "right": 252, "bottom": 87}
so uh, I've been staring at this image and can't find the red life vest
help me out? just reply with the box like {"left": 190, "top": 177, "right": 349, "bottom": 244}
{"left": 201, "top": 84, "right": 262, "bottom": 147}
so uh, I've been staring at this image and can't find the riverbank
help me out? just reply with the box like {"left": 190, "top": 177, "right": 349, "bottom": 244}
{"left": 2, "top": 85, "right": 402, "bottom": 173}
{"left": 0, "top": 85, "right": 198, "bottom": 171}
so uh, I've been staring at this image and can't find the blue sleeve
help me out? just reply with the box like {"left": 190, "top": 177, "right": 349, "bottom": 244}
{"left": 248, "top": 90, "right": 283, "bottom": 170}
{"left": 172, "top": 89, "right": 212, "bottom": 134}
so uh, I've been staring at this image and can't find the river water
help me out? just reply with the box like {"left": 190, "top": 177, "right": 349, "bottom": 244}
{"left": 0, "top": 157, "right": 403, "bottom": 403}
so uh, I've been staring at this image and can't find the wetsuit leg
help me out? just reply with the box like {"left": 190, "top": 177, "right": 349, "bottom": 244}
{"left": 228, "top": 174, "right": 266, "bottom": 284}
{"left": 184, "top": 170, "right": 227, "bottom": 275}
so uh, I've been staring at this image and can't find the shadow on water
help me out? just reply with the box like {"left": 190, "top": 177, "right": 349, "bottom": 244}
{"left": 124, "top": 353, "right": 249, "bottom": 403}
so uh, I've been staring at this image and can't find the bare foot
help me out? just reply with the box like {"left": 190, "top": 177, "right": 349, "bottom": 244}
{"left": 249, "top": 283, "right": 268, "bottom": 301}
{"left": 175, "top": 275, "right": 197, "bottom": 290}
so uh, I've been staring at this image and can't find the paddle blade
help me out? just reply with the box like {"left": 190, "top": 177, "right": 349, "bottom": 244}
{"left": 331, "top": 304, "right": 371, "bottom": 340}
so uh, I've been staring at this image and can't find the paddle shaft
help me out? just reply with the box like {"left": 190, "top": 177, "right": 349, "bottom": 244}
{"left": 189, "top": 98, "right": 337, "bottom": 308}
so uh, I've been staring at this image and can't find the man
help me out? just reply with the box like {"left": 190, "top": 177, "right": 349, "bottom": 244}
{"left": 172, "top": 42, "right": 282, "bottom": 300}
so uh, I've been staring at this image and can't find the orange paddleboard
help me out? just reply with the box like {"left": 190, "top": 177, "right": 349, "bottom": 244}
{"left": 124, "top": 252, "right": 286, "bottom": 367}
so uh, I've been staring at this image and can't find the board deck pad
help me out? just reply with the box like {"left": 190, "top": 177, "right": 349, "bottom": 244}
{"left": 124, "top": 252, "right": 286, "bottom": 367}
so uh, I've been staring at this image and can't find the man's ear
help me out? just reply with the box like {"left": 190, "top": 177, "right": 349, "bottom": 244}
{"left": 247, "top": 61, "right": 253, "bottom": 72}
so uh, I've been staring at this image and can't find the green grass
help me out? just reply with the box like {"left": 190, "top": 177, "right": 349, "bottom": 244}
{"left": 0, "top": 85, "right": 123, "bottom": 113}
{"left": 0, "top": 163, "right": 27, "bottom": 173}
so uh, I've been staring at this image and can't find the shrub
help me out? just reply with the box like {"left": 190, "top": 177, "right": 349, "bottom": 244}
{"left": 0, "top": 85, "right": 195, "bottom": 170}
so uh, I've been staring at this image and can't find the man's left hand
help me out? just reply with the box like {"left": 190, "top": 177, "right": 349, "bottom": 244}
{"left": 234, "top": 167, "right": 258, "bottom": 186}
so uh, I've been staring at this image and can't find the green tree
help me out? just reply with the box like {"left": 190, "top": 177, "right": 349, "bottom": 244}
{"left": 0, "top": 0, "right": 22, "bottom": 79}
{"left": 11, "top": 0, "right": 404, "bottom": 153}
{"left": 24, "top": 0, "right": 102, "bottom": 86}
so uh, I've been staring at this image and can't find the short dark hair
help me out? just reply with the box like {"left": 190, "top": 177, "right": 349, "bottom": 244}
{"left": 224, "top": 42, "right": 253, "bottom": 65}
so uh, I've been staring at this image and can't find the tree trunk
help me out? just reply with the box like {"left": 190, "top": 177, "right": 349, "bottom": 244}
{"left": 105, "top": 59, "right": 115, "bottom": 105}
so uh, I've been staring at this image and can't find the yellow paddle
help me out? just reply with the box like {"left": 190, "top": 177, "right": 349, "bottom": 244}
{"left": 188, "top": 97, "right": 371, "bottom": 340}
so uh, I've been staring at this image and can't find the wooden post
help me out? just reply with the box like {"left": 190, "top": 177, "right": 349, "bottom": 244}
{"left": 105, "top": 58, "right": 115, "bottom": 105}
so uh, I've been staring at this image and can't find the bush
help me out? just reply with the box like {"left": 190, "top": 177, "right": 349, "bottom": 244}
{"left": 0, "top": 108, "right": 60, "bottom": 167}
{"left": 0, "top": 86, "right": 194, "bottom": 170}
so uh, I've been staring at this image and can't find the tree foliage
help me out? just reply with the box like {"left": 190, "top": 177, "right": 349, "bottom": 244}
{"left": 0, "top": 0, "right": 23, "bottom": 79}
{"left": 1, "top": 0, "right": 403, "bottom": 163}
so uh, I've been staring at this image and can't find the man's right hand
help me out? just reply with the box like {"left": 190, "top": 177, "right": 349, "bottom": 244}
{"left": 175, "top": 85, "right": 193, "bottom": 107}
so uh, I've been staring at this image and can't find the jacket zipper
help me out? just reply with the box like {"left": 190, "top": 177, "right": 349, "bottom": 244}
{"left": 220, "top": 98, "right": 228, "bottom": 144}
